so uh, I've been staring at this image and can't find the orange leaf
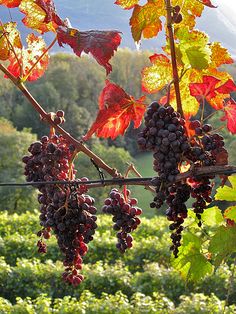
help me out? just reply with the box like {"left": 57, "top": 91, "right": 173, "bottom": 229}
{"left": 19, "top": 0, "right": 65, "bottom": 34}
{"left": 115, "top": 0, "right": 139, "bottom": 9}
{"left": 84, "top": 80, "right": 147, "bottom": 140}
{"left": 130, "top": 0, "right": 165, "bottom": 42}
{"left": 7, "top": 33, "right": 49, "bottom": 81}
{"left": 0, "top": 0, "right": 21, "bottom": 7}
{"left": 0, "top": 22, "right": 22, "bottom": 61}
{"left": 210, "top": 42, "right": 234, "bottom": 68}
{"left": 57, "top": 27, "right": 121, "bottom": 75}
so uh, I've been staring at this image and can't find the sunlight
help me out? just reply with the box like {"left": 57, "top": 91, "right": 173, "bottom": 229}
{"left": 216, "top": 0, "right": 236, "bottom": 34}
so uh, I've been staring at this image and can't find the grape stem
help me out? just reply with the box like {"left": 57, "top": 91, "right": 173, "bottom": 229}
{"left": 165, "top": 0, "right": 184, "bottom": 117}
{"left": 0, "top": 62, "right": 120, "bottom": 178}
{"left": 1, "top": 165, "right": 236, "bottom": 188}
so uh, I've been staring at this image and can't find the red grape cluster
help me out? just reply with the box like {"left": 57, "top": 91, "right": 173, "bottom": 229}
{"left": 138, "top": 102, "right": 227, "bottom": 257}
{"left": 138, "top": 101, "right": 190, "bottom": 202}
{"left": 102, "top": 189, "right": 142, "bottom": 253}
{"left": 23, "top": 135, "right": 97, "bottom": 286}
{"left": 186, "top": 120, "right": 227, "bottom": 226}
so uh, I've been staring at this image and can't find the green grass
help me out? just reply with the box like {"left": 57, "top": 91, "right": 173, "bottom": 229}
{"left": 131, "top": 153, "right": 156, "bottom": 218}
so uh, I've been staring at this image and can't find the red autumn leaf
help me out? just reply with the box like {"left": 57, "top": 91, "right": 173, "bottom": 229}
{"left": 84, "top": 80, "right": 147, "bottom": 140}
{"left": 35, "top": 0, "right": 65, "bottom": 26}
{"left": 20, "top": 0, "right": 66, "bottom": 34}
{"left": 7, "top": 33, "right": 49, "bottom": 81}
{"left": 0, "top": 0, "right": 21, "bottom": 7}
{"left": 221, "top": 99, "right": 236, "bottom": 134}
{"left": 200, "top": 0, "right": 217, "bottom": 8}
{"left": 189, "top": 76, "right": 220, "bottom": 101}
{"left": 57, "top": 27, "right": 121, "bottom": 75}
{"left": 189, "top": 75, "right": 236, "bottom": 110}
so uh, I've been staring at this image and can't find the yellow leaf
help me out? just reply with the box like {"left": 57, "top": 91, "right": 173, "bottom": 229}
{"left": 115, "top": 0, "right": 139, "bottom": 9}
{"left": 142, "top": 53, "right": 173, "bottom": 93}
{"left": 0, "top": 22, "right": 22, "bottom": 61}
{"left": 172, "top": 0, "right": 204, "bottom": 30}
{"left": 19, "top": 0, "right": 57, "bottom": 33}
{"left": 209, "top": 42, "right": 234, "bottom": 68}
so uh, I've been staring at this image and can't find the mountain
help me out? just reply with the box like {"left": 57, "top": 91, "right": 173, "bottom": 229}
{"left": 0, "top": 0, "right": 235, "bottom": 56}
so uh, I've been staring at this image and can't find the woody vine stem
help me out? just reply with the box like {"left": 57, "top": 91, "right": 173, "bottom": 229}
{"left": 165, "top": 0, "right": 184, "bottom": 117}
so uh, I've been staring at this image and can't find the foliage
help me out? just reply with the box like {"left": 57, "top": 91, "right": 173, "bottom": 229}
{"left": 0, "top": 118, "right": 37, "bottom": 212}
{"left": 0, "top": 211, "right": 236, "bottom": 307}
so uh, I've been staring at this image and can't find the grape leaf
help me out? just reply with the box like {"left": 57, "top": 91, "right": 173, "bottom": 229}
{"left": 201, "top": 206, "right": 224, "bottom": 226}
{"left": 142, "top": 54, "right": 172, "bottom": 93}
{"left": 200, "top": 0, "right": 217, "bottom": 8}
{"left": 175, "top": 28, "right": 211, "bottom": 70}
{"left": 215, "top": 175, "right": 236, "bottom": 202}
{"left": 0, "top": 0, "right": 21, "bottom": 7}
{"left": 209, "top": 225, "right": 236, "bottom": 265}
{"left": 0, "top": 22, "right": 22, "bottom": 61}
{"left": 172, "top": 0, "right": 204, "bottom": 30}
{"left": 209, "top": 42, "right": 233, "bottom": 68}
{"left": 19, "top": 0, "right": 65, "bottom": 34}
{"left": 115, "top": 0, "right": 139, "bottom": 9}
{"left": 224, "top": 206, "right": 236, "bottom": 223}
{"left": 57, "top": 27, "right": 121, "bottom": 75}
{"left": 172, "top": 232, "right": 213, "bottom": 281}
{"left": 160, "top": 69, "right": 201, "bottom": 117}
{"left": 221, "top": 100, "right": 236, "bottom": 134}
{"left": 130, "top": 0, "right": 165, "bottom": 42}
{"left": 7, "top": 33, "right": 49, "bottom": 81}
{"left": 84, "top": 80, "right": 147, "bottom": 140}
{"left": 189, "top": 75, "right": 236, "bottom": 110}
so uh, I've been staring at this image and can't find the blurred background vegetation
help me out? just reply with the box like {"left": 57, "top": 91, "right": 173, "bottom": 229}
{"left": 0, "top": 49, "right": 236, "bottom": 313}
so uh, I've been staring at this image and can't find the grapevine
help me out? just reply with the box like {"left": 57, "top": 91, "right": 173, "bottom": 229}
{"left": 0, "top": 0, "right": 235, "bottom": 286}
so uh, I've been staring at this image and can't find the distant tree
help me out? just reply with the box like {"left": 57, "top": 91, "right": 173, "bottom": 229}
{"left": 0, "top": 118, "right": 38, "bottom": 213}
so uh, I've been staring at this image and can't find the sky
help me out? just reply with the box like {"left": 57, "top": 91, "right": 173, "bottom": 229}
{"left": 197, "top": 0, "right": 236, "bottom": 57}
{"left": 0, "top": 0, "right": 235, "bottom": 58}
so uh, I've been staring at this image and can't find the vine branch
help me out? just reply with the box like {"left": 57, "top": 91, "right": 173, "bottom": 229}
{"left": 0, "top": 63, "right": 120, "bottom": 178}
{"left": 1, "top": 165, "right": 236, "bottom": 189}
{"left": 165, "top": 0, "right": 184, "bottom": 117}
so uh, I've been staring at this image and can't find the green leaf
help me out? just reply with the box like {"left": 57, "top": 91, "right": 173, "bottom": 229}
{"left": 224, "top": 206, "right": 236, "bottom": 223}
{"left": 201, "top": 206, "right": 224, "bottom": 226}
{"left": 185, "top": 46, "right": 210, "bottom": 70}
{"left": 175, "top": 27, "right": 211, "bottom": 70}
{"left": 209, "top": 225, "right": 236, "bottom": 265}
{"left": 215, "top": 175, "right": 236, "bottom": 201}
{"left": 172, "top": 232, "right": 213, "bottom": 282}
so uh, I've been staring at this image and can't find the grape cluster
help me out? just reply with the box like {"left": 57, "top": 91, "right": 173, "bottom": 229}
{"left": 23, "top": 135, "right": 97, "bottom": 286}
{"left": 137, "top": 102, "right": 228, "bottom": 257}
{"left": 138, "top": 101, "right": 190, "bottom": 183}
{"left": 186, "top": 120, "right": 227, "bottom": 226}
{"left": 102, "top": 189, "right": 142, "bottom": 253}
{"left": 139, "top": 107, "right": 188, "bottom": 201}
